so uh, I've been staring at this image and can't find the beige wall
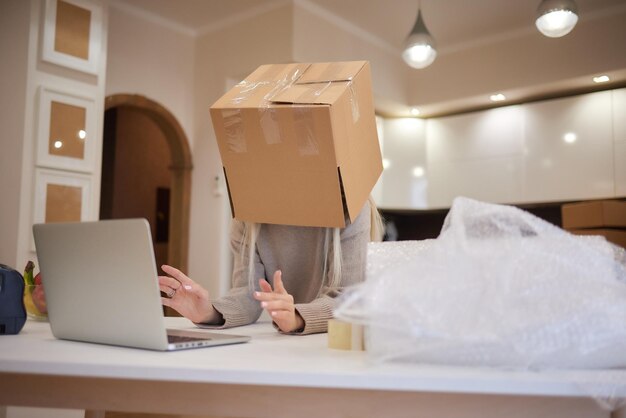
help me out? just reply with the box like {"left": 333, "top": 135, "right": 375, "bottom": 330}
{"left": 106, "top": 5, "right": 195, "bottom": 144}
{"left": 292, "top": 0, "right": 408, "bottom": 109}
{"left": 0, "top": 0, "right": 108, "bottom": 273}
{"left": 0, "top": 0, "right": 30, "bottom": 268}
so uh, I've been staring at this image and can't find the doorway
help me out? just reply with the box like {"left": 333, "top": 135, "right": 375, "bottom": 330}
{"left": 101, "top": 94, "right": 192, "bottom": 275}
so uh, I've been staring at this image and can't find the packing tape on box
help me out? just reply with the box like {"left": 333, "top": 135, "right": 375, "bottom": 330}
{"left": 232, "top": 80, "right": 270, "bottom": 104}
{"left": 222, "top": 65, "right": 355, "bottom": 156}
{"left": 258, "top": 107, "right": 282, "bottom": 145}
{"left": 293, "top": 107, "right": 319, "bottom": 156}
{"left": 221, "top": 109, "right": 247, "bottom": 153}
{"left": 348, "top": 81, "right": 360, "bottom": 123}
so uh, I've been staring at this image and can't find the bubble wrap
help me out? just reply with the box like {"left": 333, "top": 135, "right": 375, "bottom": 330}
{"left": 335, "top": 197, "right": 626, "bottom": 370}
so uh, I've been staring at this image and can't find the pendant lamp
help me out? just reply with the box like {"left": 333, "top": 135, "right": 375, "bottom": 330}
{"left": 402, "top": 5, "right": 437, "bottom": 69}
{"left": 536, "top": 0, "right": 579, "bottom": 38}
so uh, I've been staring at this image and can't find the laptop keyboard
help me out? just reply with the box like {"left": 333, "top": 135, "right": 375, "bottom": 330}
{"left": 168, "top": 334, "right": 212, "bottom": 343}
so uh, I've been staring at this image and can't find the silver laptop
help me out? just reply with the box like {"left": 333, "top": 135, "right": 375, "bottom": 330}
{"left": 33, "top": 219, "right": 250, "bottom": 351}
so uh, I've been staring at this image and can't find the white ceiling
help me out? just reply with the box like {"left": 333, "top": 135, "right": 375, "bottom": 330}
{"left": 110, "top": 0, "right": 626, "bottom": 116}
{"left": 113, "top": 0, "right": 624, "bottom": 52}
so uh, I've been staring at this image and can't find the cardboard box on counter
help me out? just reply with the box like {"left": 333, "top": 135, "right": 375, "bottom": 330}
{"left": 569, "top": 228, "right": 626, "bottom": 248}
{"left": 210, "top": 61, "right": 382, "bottom": 228}
{"left": 561, "top": 200, "right": 626, "bottom": 229}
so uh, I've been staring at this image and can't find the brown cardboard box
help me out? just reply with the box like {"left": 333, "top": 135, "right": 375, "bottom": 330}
{"left": 561, "top": 200, "right": 626, "bottom": 229}
{"left": 210, "top": 61, "right": 382, "bottom": 228}
{"left": 568, "top": 228, "right": 626, "bottom": 248}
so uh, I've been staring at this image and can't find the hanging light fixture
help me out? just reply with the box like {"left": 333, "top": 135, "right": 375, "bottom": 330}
{"left": 535, "top": 0, "right": 579, "bottom": 38}
{"left": 402, "top": 3, "right": 437, "bottom": 69}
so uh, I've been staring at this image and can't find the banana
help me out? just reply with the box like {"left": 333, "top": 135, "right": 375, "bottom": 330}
{"left": 23, "top": 260, "right": 45, "bottom": 317}
{"left": 23, "top": 261, "right": 35, "bottom": 287}
{"left": 23, "top": 290, "right": 41, "bottom": 316}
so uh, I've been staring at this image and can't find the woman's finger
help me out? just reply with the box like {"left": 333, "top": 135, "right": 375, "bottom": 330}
{"left": 254, "top": 291, "right": 290, "bottom": 302}
{"left": 270, "top": 310, "right": 292, "bottom": 321}
{"left": 158, "top": 275, "right": 181, "bottom": 289}
{"left": 273, "top": 271, "right": 287, "bottom": 295}
{"left": 258, "top": 279, "right": 273, "bottom": 293}
{"left": 161, "top": 264, "right": 195, "bottom": 286}
{"left": 261, "top": 299, "right": 291, "bottom": 311}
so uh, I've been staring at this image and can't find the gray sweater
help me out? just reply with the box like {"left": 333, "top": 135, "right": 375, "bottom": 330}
{"left": 209, "top": 201, "right": 370, "bottom": 334}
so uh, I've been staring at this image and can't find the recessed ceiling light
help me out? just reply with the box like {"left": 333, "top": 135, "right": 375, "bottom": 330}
{"left": 490, "top": 93, "right": 506, "bottom": 102}
{"left": 593, "top": 75, "right": 610, "bottom": 83}
{"left": 563, "top": 132, "right": 577, "bottom": 143}
{"left": 412, "top": 166, "right": 425, "bottom": 178}
{"left": 78, "top": 129, "right": 86, "bottom": 139}
{"left": 54, "top": 140, "right": 63, "bottom": 149}
{"left": 410, "top": 107, "right": 420, "bottom": 116}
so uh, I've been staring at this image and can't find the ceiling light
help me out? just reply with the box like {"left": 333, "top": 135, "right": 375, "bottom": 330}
{"left": 78, "top": 129, "right": 86, "bottom": 139}
{"left": 563, "top": 132, "right": 577, "bottom": 143}
{"left": 490, "top": 94, "right": 506, "bottom": 102}
{"left": 410, "top": 108, "right": 420, "bottom": 116}
{"left": 402, "top": 7, "right": 437, "bottom": 69}
{"left": 536, "top": 0, "right": 578, "bottom": 38}
{"left": 412, "top": 166, "right": 425, "bottom": 178}
{"left": 593, "top": 75, "right": 610, "bottom": 83}
{"left": 54, "top": 140, "right": 63, "bottom": 149}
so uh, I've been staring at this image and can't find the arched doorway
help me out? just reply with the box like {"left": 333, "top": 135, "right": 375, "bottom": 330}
{"left": 103, "top": 94, "right": 192, "bottom": 273}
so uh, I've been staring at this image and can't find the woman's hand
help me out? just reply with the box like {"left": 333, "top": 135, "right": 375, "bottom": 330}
{"left": 253, "top": 270, "right": 304, "bottom": 333}
{"left": 159, "top": 265, "right": 221, "bottom": 324}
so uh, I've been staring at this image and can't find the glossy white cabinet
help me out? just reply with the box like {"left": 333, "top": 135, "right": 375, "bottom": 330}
{"left": 613, "top": 88, "right": 626, "bottom": 197}
{"left": 377, "top": 89, "right": 622, "bottom": 210}
{"left": 427, "top": 157, "right": 524, "bottom": 208}
{"left": 378, "top": 118, "right": 427, "bottom": 208}
{"left": 615, "top": 142, "right": 626, "bottom": 197}
{"left": 426, "top": 106, "right": 524, "bottom": 207}
{"left": 427, "top": 106, "right": 525, "bottom": 163}
{"left": 523, "top": 91, "right": 614, "bottom": 202}
{"left": 613, "top": 88, "right": 626, "bottom": 144}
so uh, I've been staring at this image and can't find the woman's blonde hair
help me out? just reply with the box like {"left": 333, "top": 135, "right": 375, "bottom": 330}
{"left": 241, "top": 195, "right": 383, "bottom": 292}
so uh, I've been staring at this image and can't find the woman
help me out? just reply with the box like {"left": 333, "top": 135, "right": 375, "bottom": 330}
{"left": 159, "top": 197, "right": 383, "bottom": 334}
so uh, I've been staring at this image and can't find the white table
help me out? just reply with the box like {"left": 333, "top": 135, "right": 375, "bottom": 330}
{"left": 0, "top": 318, "right": 624, "bottom": 418}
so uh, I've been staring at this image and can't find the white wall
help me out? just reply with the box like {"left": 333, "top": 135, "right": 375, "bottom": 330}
{"left": 292, "top": 0, "right": 408, "bottom": 114}
{"left": 0, "top": 0, "right": 108, "bottom": 275}
{"left": 0, "top": 0, "right": 30, "bottom": 268}
{"left": 106, "top": 4, "right": 195, "bottom": 144}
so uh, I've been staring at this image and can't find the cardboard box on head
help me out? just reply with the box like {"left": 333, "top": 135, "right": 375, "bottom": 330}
{"left": 210, "top": 61, "right": 383, "bottom": 228}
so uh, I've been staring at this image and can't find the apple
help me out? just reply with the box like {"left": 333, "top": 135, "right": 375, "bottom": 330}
{"left": 32, "top": 272, "right": 47, "bottom": 314}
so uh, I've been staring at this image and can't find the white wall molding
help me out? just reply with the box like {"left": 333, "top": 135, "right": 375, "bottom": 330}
{"left": 109, "top": 0, "right": 196, "bottom": 37}
{"left": 196, "top": 0, "right": 290, "bottom": 36}
{"left": 293, "top": 0, "right": 400, "bottom": 57}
